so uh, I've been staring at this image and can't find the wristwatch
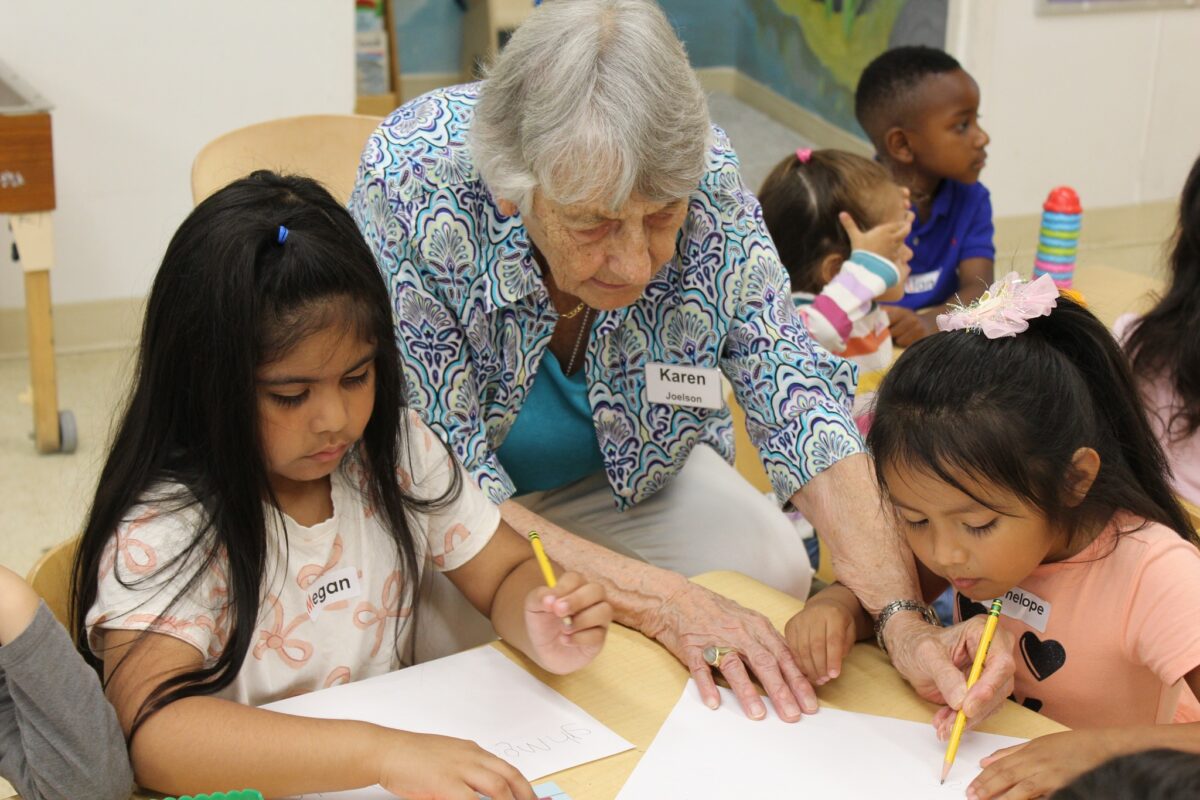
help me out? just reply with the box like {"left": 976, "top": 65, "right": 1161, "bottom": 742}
{"left": 874, "top": 599, "right": 940, "bottom": 654}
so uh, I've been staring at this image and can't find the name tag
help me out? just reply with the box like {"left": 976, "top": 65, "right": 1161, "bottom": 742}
{"left": 1000, "top": 586, "right": 1051, "bottom": 633}
{"left": 904, "top": 270, "right": 940, "bottom": 295}
{"left": 645, "top": 362, "right": 723, "bottom": 410}
{"left": 305, "top": 566, "right": 363, "bottom": 620}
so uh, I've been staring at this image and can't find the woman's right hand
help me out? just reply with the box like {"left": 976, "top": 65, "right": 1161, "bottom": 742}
{"left": 883, "top": 612, "right": 1016, "bottom": 728}
{"left": 378, "top": 730, "right": 536, "bottom": 800}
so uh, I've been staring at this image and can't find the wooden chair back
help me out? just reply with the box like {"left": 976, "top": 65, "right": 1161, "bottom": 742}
{"left": 25, "top": 536, "right": 80, "bottom": 631}
{"left": 1182, "top": 497, "right": 1200, "bottom": 535}
{"left": 191, "top": 114, "right": 383, "bottom": 206}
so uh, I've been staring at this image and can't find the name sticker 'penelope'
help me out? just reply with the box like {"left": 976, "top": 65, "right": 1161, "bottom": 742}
{"left": 305, "top": 566, "right": 363, "bottom": 621}
{"left": 645, "top": 362, "right": 723, "bottom": 410}
{"left": 1000, "top": 586, "right": 1051, "bottom": 633}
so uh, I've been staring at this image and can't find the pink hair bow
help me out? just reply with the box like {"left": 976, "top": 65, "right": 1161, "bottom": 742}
{"left": 936, "top": 272, "right": 1059, "bottom": 338}
{"left": 796, "top": 147, "right": 813, "bottom": 163}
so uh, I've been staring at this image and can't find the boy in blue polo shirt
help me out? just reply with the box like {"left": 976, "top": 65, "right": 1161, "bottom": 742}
{"left": 855, "top": 45, "right": 994, "bottom": 346}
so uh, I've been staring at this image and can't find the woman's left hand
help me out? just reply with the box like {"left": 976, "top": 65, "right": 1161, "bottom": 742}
{"left": 645, "top": 581, "right": 819, "bottom": 722}
{"left": 524, "top": 571, "right": 612, "bottom": 675}
{"left": 967, "top": 729, "right": 1133, "bottom": 799}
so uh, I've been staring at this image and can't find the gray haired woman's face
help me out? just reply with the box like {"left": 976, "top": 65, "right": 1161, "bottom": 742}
{"left": 505, "top": 191, "right": 689, "bottom": 311}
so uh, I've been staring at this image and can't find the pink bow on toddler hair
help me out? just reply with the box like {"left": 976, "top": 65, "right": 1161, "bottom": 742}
{"left": 796, "top": 148, "right": 813, "bottom": 163}
{"left": 936, "top": 272, "right": 1059, "bottom": 338}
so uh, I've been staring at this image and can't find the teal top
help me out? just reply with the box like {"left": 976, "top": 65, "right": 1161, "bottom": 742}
{"left": 496, "top": 349, "right": 605, "bottom": 494}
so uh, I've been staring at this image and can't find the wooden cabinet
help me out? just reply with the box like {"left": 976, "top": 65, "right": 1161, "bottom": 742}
{"left": 1, "top": 60, "right": 73, "bottom": 453}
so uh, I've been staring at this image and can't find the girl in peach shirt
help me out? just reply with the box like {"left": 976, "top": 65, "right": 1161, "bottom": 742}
{"left": 787, "top": 275, "right": 1200, "bottom": 800}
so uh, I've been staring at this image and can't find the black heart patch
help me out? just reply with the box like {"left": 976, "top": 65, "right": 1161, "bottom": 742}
{"left": 956, "top": 593, "right": 988, "bottom": 622}
{"left": 1006, "top": 693, "right": 1044, "bottom": 713}
{"left": 1020, "top": 632, "right": 1066, "bottom": 681}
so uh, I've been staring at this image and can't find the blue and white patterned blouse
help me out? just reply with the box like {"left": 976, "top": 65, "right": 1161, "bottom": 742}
{"left": 349, "top": 83, "right": 862, "bottom": 510}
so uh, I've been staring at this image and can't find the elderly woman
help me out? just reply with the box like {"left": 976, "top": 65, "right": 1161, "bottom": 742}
{"left": 351, "top": 0, "right": 1012, "bottom": 723}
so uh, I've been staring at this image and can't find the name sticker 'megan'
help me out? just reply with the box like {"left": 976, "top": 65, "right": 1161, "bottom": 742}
{"left": 645, "top": 362, "right": 723, "bottom": 410}
{"left": 305, "top": 566, "right": 363, "bottom": 621}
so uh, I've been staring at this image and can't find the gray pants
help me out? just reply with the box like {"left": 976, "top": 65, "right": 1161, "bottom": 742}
{"left": 413, "top": 445, "right": 813, "bottom": 662}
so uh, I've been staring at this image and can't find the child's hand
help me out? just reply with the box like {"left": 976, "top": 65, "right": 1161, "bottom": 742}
{"left": 784, "top": 596, "right": 857, "bottom": 686}
{"left": 839, "top": 209, "right": 913, "bottom": 267}
{"left": 966, "top": 729, "right": 1134, "bottom": 800}
{"left": 0, "top": 565, "right": 41, "bottom": 646}
{"left": 378, "top": 730, "right": 537, "bottom": 800}
{"left": 525, "top": 571, "right": 611, "bottom": 675}
{"left": 878, "top": 256, "right": 912, "bottom": 303}
{"left": 885, "top": 305, "right": 936, "bottom": 346}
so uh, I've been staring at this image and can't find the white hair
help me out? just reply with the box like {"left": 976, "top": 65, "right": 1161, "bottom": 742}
{"left": 470, "top": 0, "right": 711, "bottom": 214}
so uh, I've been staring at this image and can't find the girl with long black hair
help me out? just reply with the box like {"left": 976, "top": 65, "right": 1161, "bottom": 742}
{"left": 1118, "top": 152, "right": 1200, "bottom": 506}
{"left": 71, "top": 171, "right": 610, "bottom": 799}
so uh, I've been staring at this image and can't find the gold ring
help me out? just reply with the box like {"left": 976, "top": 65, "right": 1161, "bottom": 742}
{"left": 702, "top": 645, "right": 736, "bottom": 669}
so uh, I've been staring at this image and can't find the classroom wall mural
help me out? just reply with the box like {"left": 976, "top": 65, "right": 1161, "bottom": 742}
{"left": 658, "top": 0, "right": 738, "bottom": 68}
{"left": 739, "top": 0, "right": 949, "bottom": 135}
{"left": 392, "top": 0, "right": 948, "bottom": 138}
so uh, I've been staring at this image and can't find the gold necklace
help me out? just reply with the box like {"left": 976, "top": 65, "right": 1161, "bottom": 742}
{"left": 565, "top": 308, "right": 593, "bottom": 375}
{"left": 559, "top": 300, "right": 586, "bottom": 320}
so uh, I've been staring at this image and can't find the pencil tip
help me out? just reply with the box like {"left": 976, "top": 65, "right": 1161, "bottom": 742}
{"left": 940, "top": 763, "right": 951, "bottom": 783}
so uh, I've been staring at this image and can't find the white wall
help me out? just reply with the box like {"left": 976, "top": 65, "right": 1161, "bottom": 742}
{"left": 947, "top": 0, "right": 1200, "bottom": 218}
{"left": 0, "top": 2, "right": 354, "bottom": 311}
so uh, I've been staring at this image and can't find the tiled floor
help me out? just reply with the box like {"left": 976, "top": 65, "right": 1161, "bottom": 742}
{"left": 0, "top": 92, "right": 1173, "bottom": 579}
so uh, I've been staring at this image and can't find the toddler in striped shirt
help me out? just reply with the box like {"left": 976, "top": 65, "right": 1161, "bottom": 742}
{"left": 760, "top": 148, "right": 913, "bottom": 392}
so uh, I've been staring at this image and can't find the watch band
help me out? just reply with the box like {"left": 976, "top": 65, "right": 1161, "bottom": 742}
{"left": 874, "top": 599, "right": 940, "bottom": 654}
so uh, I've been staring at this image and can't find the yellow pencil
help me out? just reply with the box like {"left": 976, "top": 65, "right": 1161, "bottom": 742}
{"left": 941, "top": 598, "right": 1003, "bottom": 784}
{"left": 527, "top": 531, "right": 571, "bottom": 627}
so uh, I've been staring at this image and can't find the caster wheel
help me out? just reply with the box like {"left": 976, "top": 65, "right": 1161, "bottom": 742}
{"left": 58, "top": 410, "right": 77, "bottom": 453}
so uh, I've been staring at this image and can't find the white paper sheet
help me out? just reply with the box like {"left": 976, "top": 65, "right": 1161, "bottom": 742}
{"left": 262, "top": 647, "right": 633, "bottom": 799}
{"left": 616, "top": 681, "right": 1027, "bottom": 798}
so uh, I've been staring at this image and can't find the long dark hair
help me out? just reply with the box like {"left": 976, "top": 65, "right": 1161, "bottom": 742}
{"left": 70, "top": 171, "right": 456, "bottom": 734}
{"left": 759, "top": 149, "right": 895, "bottom": 294}
{"left": 1124, "top": 152, "right": 1200, "bottom": 439}
{"left": 868, "top": 295, "right": 1196, "bottom": 549}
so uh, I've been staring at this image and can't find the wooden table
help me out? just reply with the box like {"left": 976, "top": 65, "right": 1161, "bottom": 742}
{"left": 518, "top": 571, "right": 1066, "bottom": 798}
{"left": 1070, "top": 262, "right": 1162, "bottom": 329}
{"left": 6, "top": 571, "right": 1062, "bottom": 800}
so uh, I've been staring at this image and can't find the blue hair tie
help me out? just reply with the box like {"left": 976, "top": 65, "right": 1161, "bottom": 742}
{"left": 277, "top": 225, "right": 289, "bottom": 244}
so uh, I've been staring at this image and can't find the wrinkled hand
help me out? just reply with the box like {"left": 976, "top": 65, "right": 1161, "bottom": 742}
{"left": 378, "top": 730, "right": 536, "bottom": 800}
{"left": 839, "top": 209, "right": 913, "bottom": 266}
{"left": 885, "top": 305, "right": 936, "bottom": 346}
{"left": 784, "top": 597, "right": 858, "bottom": 686}
{"left": 644, "top": 581, "right": 817, "bottom": 722}
{"left": 525, "top": 571, "right": 612, "bottom": 675}
{"left": 967, "top": 729, "right": 1135, "bottom": 800}
{"left": 885, "top": 613, "right": 1015, "bottom": 723}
